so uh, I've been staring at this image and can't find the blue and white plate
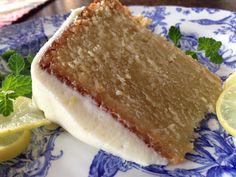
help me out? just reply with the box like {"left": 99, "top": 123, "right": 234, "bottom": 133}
{"left": 0, "top": 5, "right": 236, "bottom": 177}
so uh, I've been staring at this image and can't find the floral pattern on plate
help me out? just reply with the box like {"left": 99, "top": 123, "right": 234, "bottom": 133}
{"left": 0, "top": 6, "right": 236, "bottom": 177}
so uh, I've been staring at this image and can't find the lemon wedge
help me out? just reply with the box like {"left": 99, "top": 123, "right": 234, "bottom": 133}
{"left": 216, "top": 84, "right": 236, "bottom": 137}
{"left": 0, "top": 130, "right": 31, "bottom": 162}
{"left": 0, "top": 96, "right": 50, "bottom": 137}
{"left": 224, "top": 72, "right": 236, "bottom": 90}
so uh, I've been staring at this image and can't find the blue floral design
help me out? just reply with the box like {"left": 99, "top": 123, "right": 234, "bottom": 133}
{"left": 176, "top": 7, "right": 191, "bottom": 15}
{"left": 0, "top": 19, "right": 47, "bottom": 56}
{"left": 0, "top": 6, "right": 236, "bottom": 177}
{"left": 190, "top": 13, "right": 236, "bottom": 44}
{"left": 0, "top": 14, "right": 66, "bottom": 177}
{"left": 176, "top": 7, "right": 182, "bottom": 13}
{"left": 141, "top": 6, "right": 170, "bottom": 34}
{"left": 188, "top": 13, "right": 236, "bottom": 68}
{"left": 89, "top": 114, "right": 236, "bottom": 177}
{"left": 43, "top": 14, "right": 69, "bottom": 29}
{"left": 0, "top": 126, "right": 63, "bottom": 177}
{"left": 191, "top": 8, "right": 220, "bottom": 14}
{"left": 0, "top": 14, "right": 67, "bottom": 56}
{"left": 179, "top": 34, "right": 221, "bottom": 73}
{"left": 89, "top": 151, "right": 133, "bottom": 177}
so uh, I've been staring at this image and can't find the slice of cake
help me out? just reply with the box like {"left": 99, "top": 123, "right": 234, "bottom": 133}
{"left": 31, "top": 0, "right": 222, "bottom": 165}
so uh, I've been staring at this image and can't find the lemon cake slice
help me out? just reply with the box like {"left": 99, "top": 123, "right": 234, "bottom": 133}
{"left": 31, "top": 0, "right": 222, "bottom": 165}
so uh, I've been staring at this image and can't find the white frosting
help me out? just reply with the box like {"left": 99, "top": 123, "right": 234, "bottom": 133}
{"left": 31, "top": 7, "right": 167, "bottom": 166}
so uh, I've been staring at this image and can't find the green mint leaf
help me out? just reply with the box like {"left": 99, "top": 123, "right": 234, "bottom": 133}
{"left": 185, "top": 50, "right": 198, "bottom": 59}
{"left": 8, "top": 53, "right": 25, "bottom": 75}
{"left": 13, "top": 75, "right": 32, "bottom": 96}
{"left": 168, "top": 26, "right": 182, "bottom": 47}
{"left": 1, "top": 50, "right": 16, "bottom": 61}
{"left": 2, "top": 74, "right": 17, "bottom": 91}
{"left": 20, "top": 69, "right": 30, "bottom": 76}
{"left": 198, "top": 37, "right": 223, "bottom": 64}
{"left": 198, "top": 37, "right": 221, "bottom": 52}
{"left": 0, "top": 50, "right": 34, "bottom": 116}
{"left": 21, "top": 53, "right": 33, "bottom": 75}
{"left": 209, "top": 52, "right": 223, "bottom": 64}
{"left": 0, "top": 94, "right": 13, "bottom": 116}
{"left": 2, "top": 75, "right": 32, "bottom": 97}
{"left": 26, "top": 53, "right": 34, "bottom": 64}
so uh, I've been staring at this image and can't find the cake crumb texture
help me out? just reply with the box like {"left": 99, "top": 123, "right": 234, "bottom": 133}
{"left": 39, "top": 0, "right": 222, "bottom": 164}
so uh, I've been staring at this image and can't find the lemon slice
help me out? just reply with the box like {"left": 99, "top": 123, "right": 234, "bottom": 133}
{"left": 0, "top": 130, "right": 31, "bottom": 162}
{"left": 216, "top": 84, "right": 236, "bottom": 137}
{"left": 0, "top": 96, "right": 50, "bottom": 137}
{"left": 224, "top": 72, "right": 236, "bottom": 90}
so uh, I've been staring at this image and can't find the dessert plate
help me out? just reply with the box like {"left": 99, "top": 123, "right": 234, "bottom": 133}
{"left": 1, "top": 5, "right": 236, "bottom": 177}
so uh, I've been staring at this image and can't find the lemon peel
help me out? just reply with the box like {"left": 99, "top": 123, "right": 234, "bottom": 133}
{"left": 0, "top": 96, "right": 50, "bottom": 137}
{"left": 224, "top": 72, "right": 236, "bottom": 90}
{"left": 0, "top": 130, "right": 31, "bottom": 162}
{"left": 216, "top": 84, "right": 236, "bottom": 137}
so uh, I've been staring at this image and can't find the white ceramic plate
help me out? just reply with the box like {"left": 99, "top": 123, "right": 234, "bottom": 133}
{"left": 0, "top": 5, "right": 236, "bottom": 177}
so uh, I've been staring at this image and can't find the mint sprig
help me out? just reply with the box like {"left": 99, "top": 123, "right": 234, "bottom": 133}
{"left": 168, "top": 26, "right": 223, "bottom": 64}
{"left": 8, "top": 53, "right": 25, "bottom": 75}
{"left": 185, "top": 50, "right": 198, "bottom": 60}
{"left": 0, "top": 93, "right": 13, "bottom": 117}
{"left": 0, "top": 50, "right": 33, "bottom": 116}
{"left": 168, "top": 26, "right": 182, "bottom": 47}
{"left": 1, "top": 50, "right": 16, "bottom": 61}
{"left": 198, "top": 37, "right": 223, "bottom": 64}
{"left": 2, "top": 75, "right": 31, "bottom": 97}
